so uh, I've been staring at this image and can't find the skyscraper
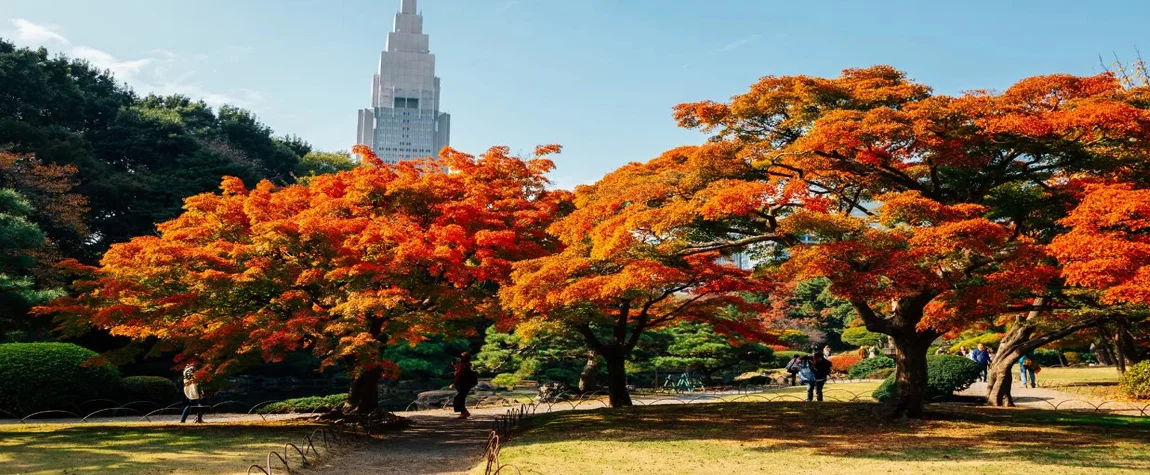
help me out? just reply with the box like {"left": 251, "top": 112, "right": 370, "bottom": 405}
{"left": 356, "top": 0, "right": 450, "bottom": 164}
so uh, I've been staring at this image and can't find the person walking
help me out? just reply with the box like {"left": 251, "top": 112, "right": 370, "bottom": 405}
{"left": 180, "top": 364, "right": 206, "bottom": 424}
{"left": 806, "top": 353, "right": 833, "bottom": 402}
{"left": 784, "top": 354, "right": 803, "bottom": 386}
{"left": 452, "top": 352, "right": 478, "bottom": 419}
{"left": 972, "top": 344, "right": 992, "bottom": 382}
{"left": 1019, "top": 352, "right": 1038, "bottom": 388}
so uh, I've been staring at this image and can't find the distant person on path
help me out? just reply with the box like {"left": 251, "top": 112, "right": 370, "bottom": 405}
{"left": 180, "top": 364, "right": 206, "bottom": 424}
{"left": 959, "top": 346, "right": 970, "bottom": 358}
{"left": 805, "top": 353, "right": 833, "bottom": 402}
{"left": 822, "top": 346, "right": 831, "bottom": 358}
{"left": 857, "top": 346, "right": 868, "bottom": 359}
{"left": 784, "top": 354, "right": 803, "bottom": 386}
{"left": 1018, "top": 352, "right": 1038, "bottom": 388}
{"left": 935, "top": 347, "right": 947, "bottom": 355}
{"left": 452, "top": 352, "right": 477, "bottom": 419}
{"left": 972, "top": 344, "right": 992, "bottom": 382}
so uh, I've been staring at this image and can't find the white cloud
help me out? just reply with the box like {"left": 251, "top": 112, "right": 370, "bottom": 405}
{"left": 70, "top": 46, "right": 152, "bottom": 81}
{"left": 720, "top": 34, "right": 761, "bottom": 52}
{"left": 4, "top": 18, "right": 258, "bottom": 109}
{"left": 9, "top": 18, "right": 69, "bottom": 46}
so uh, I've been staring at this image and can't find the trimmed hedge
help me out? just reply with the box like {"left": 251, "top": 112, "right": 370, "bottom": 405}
{"left": 256, "top": 394, "right": 347, "bottom": 414}
{"left": 770, "top": 351, "right": 808, "bottom": 368}
{"left": 121, "top": 376, "right": 180, "bottom": 404}
{"left": 0, "top": 343, "right": 121, "bottom": 414}
{"left": 1121, "top": 361, "right": 1150, "bottom": 400}
{"left": 847, "top": 356, "right": 895, "bottom": 379}
{"left": 873, "top": 355, "right": 980, "bottom": 403}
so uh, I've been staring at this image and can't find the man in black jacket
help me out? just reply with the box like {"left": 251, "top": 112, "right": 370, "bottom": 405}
{"left": 808, "top": 352, "right": 833, "bottom": 402}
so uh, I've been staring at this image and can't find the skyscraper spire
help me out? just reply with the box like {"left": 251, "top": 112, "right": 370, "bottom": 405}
{"left": 356, "top": 0, "right": 450, "bottom": 164}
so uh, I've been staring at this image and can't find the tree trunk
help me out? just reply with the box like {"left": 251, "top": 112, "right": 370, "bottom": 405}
{"left": 603, "top": 349, "right": 632, "bottom": 407}
{"left": 1115, "top": 322, "right": 1143, "bottom": 368}
{"left": 987, "top": 317, "right": 1033, "bottom": 407}
{"left": 578, "top": 351, "right": 600, "bottom": 393}
{"left": 987, "top": 301, "right": 1101, "bottom": 406}
{"left": 889, "top": 332, "right": 934, "bottom": 418}
{"left": 853, "top": 293, "right": 938, "bottom": 418}
{"left": 342, "top": 367, "right": 383, "bottom": 415}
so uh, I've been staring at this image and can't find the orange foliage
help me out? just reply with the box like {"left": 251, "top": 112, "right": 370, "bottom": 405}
{"left": 1050, "top": 183, "right": 1150, "bottom": 305}
{"left": 674, "top": 66, "right": 1150, "bottom": 337}
{"left": 500, "top": 143, "right": 786, "bottom": 372}
{"left": 37, "top": 145, "right": 570, "bottom": 381}
{"left": 828, "top": 354, "right": 862, "bottom": 374}
{"left": 0, "top": 152, "right": 89, "bottom": 244}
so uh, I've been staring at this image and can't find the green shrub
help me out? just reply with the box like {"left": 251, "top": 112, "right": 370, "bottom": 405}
{"left": 841, "top": 327, "right": 886, "bottom": 347}
{"left": 847, "top": 356, "right": 895, "bottom": 379}
{"left": 256, "top": 394, "right": 347, "bottom": 414}
{"left": 771, "top": 351, "right": 808, "bottom": 368}
{"left": 120, "top": 376, "right": 180, "bottom": 404}
{"left": 1064, "top": 351, "right": 1082, "bottom": 365}
{"left": 1120, "top": 361, "right": 1150, "bottom": 400}
{"left": 872, "top": 355, "right": 980, "bottom": 403}
{"left": 1032, "top": 348, "right": 1062, "bottom": 367}
{"left": 0, "top": 343, "right": 121, "bottom": 415}
{"left": 873, "top": 377, "right": 896, "bottom": 402}
{"left": 491, "top": 373, "right": 520, "bottom": 389}
{"left": 867, "top": 367, "right": 895, "bottom": 379}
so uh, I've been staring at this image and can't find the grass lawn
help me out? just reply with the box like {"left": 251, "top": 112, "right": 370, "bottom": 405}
{"left": 0, "top": 421, "right": 330, "bottom": 475}
{"left": 1035, "top": 366, "right": 1141, "bottom": 402}
{"left": 486, "top": 401, "right": 1150, "bottom": 474}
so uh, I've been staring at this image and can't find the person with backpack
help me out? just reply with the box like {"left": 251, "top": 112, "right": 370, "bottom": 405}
{"left": 452, "top": 352, "right": 478, "bottom": 419}
{"left": 1019, "top": 352, "right": 1038, "bottom": 388}
{"left": 803, "top": 353, "right": 834, "bottom": 402}
{"left": 972, "top": 344, "right": 992, "bottom": 382}
{"left": 784, "top": 354, "right": 803, "bottom": 386}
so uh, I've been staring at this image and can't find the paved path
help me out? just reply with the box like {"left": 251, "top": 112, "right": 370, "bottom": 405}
{"left": 956, "top": 381, "right": 1150, "bottom": 415}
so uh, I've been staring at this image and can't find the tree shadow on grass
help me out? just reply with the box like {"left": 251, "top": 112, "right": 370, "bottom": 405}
{"left": 510, "top": 402, "right": 1150, "bottom": 471}
{"left": 0, "top": 423, "right": 321, "bottom": 474}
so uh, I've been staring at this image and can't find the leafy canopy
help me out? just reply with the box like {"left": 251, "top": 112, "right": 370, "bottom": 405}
{"left": 39, "top": 145, "right": 570, "bottom": 382}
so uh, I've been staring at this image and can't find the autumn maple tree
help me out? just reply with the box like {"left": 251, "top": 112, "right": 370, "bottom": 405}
{"left": 500, "top": 143, "right": 783, "bottom": 407}
{"left": 39, "top": 145, "right": 569, "bottom": 416}
{"left": 672, "top": 67, "right": 1150, "bottom": 416}
{"left": 1049, "top": 183, "right": 1150, "bottom": 372}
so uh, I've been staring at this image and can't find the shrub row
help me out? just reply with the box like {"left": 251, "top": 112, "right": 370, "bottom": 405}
{"left": 847, "top": 356, "right": 895, "bottom": 379}
{"left": 256, "top": 394, "right": 347, "bottom": 414}
{"left": 0, "top": 343, "right": 181, "bottom": 415}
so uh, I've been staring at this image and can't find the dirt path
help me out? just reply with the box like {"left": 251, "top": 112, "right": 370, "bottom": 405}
{"left": 302, "top": 413, "right": 493, "bottom": 475}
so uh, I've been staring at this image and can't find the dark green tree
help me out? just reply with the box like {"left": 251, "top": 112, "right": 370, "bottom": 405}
{"left": 0, "top": 189, "right": 63, "bottom": 340}
{"left": 646, "top": 321, "right": 774, "bottom": 384}
{"left": 0, "top": 39, "right": 308, "bottom": 261}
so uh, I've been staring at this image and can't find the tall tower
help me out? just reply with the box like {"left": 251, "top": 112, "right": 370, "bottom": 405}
{"left": 356, "top": 0, "right": 450, "bottom": 163}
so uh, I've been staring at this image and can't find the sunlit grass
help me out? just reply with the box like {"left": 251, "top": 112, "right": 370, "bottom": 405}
{"left": 0, "top": 421, "right": 326, "bottom": 475}
{"left": 482, "top": 401, "right": 1150, "bottom": 474}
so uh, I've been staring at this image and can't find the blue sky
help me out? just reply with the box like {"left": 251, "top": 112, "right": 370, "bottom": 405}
{"left": 2, "top": 0, "right": 1147, "bottom": 189}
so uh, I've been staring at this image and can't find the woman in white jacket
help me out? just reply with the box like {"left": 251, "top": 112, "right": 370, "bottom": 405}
{"left": 180, "top": 365, "right": 206, "bottom": 423}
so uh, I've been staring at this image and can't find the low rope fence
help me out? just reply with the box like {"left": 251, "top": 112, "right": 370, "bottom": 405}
{"left": 245, "top": 425, "right": 367, "bottom": 475}
{"left": 2, "top": 398, "right": 353, "bottom": 424}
